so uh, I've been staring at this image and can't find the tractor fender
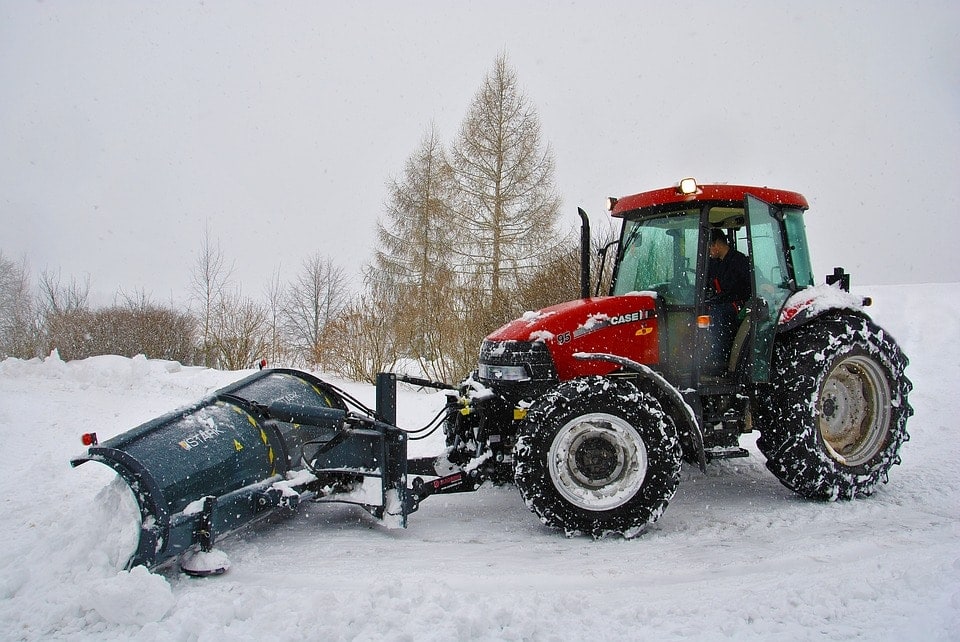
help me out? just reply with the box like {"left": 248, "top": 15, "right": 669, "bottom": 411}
{"left": 573, "top": 352, "right": 706, "bottom": 472}
{"left": 777, "top": 283, "right": 869, "bottom": 333}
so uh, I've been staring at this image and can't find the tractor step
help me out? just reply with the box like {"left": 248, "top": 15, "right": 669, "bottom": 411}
{"left": 704, "top": 446, "right": 750, "bottom": 460}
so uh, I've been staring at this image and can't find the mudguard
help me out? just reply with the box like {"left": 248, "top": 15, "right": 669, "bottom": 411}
{"left": 778, "top": 284, "right": 868, "bottom": 333}
{"left": 573, "top": 352, "right": 706, "bottom": 471}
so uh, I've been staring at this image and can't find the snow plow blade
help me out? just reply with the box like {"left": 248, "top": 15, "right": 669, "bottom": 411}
{"left": 71, "top": 368, "right": 409, "bottom": 573}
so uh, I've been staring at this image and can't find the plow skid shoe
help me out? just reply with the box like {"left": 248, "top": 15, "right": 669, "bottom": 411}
{"left": 71, "top": 368, "right": 409, "bottom": 572}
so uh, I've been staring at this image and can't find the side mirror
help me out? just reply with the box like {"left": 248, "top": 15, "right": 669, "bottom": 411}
{"left": 826, "top": 267, "right": 850, "bottom": 292}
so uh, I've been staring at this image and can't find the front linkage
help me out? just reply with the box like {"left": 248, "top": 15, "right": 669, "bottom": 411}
{"left": 72, "top": 368, "right": 480, "bottom": 576}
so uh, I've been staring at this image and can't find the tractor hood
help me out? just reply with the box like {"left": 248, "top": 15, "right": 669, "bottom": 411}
{"left": 486, "top": 293, "right": 660, "bottom": 380}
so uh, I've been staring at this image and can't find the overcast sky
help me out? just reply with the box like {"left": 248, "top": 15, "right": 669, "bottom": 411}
{"left": 2, "top": 1, "right": 958, "bottom": 305}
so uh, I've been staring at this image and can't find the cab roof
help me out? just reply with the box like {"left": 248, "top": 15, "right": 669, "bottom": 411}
{"left": 610, "top": 182, "right": 809, "bottom": 218}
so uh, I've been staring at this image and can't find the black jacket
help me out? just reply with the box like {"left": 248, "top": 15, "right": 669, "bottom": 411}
{"left": 707, "top": 248, "right": 750, "bottom": 308}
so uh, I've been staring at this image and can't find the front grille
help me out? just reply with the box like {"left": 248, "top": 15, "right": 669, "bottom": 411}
{"left": 478, "top": 340, "right": 558, "bottom": 402}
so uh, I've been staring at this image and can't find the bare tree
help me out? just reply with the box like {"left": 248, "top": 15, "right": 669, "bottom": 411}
{"left": 212, "top": 291, "right": 268, "bottom": 371}
{"left": 263, "top": 265, "right": 287, "bottom": 367}
{"left": 82, "top": 297, "right": 196, "bottom": 363}
{"left": 37, "top": 268, "right": 91, "bottom": 360}
{"left": 326, "top": 288, "right": 401, "bottom": 383}
{"left": 514, "top": 239, "right": 583, "bottom": 313}
{"left": 448, "top": 52, "right": 563, "bottom": 310}
{"left": 283, "top": 254, "right": 348, "bottom": 369}
{"left": 133, "top": 304, "right": 195, "bottom": 363}
{"left": 191, "top": 225, "right": 234, "bottom": 366}
{"left": 38, "top": 268, "right": 89, "bottom": 315}
{"left": 0, "top": 252, "right": 36, "bottom": 358}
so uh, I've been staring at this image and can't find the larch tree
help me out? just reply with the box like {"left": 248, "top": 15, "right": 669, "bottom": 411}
{"left": 373, "top": 123, "right": 454, "bottom": 294}
{"left": 370, "top": 123, "right": 462, "bottom": 380}
{"left": 448, "top": 53, "right": 563, "bottom": 313}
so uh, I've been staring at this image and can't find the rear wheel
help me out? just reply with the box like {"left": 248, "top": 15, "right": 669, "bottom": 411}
{"left": 515, "top": 377, "right": 682, "bottom": 537}
{"left": 756, "top": 312, "right": 912, "bottom": 500}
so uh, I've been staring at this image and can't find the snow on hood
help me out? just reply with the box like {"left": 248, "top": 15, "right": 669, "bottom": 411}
{"left": 528, "top": 329, "right": 555, "bottom": 343}
{"left": 520, "top": 309, "right": 555, "bottom": 324}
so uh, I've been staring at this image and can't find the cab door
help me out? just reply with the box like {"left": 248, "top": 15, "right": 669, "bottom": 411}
{"left": 744, "top": 194, "right": 794, "bottom": 382}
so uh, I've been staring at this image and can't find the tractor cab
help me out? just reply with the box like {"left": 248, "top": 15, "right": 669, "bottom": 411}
{"left": 607, "top": 179, "right": 814, "bottom": 389}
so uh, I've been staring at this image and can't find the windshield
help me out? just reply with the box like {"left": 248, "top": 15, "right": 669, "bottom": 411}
{"left": 612, "top": 211, "right": 701, "bottom": 305}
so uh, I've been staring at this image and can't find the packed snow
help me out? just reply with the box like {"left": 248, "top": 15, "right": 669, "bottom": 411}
{"left": 1, "top": 283, "right": 957, "bottom": 641}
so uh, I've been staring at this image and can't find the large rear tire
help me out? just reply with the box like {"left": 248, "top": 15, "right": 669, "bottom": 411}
{"left": 514, "top": 376, "right": 682, "bottom": 538}
{"left": 756, "top": 312, "right": 912, "bottom": 500}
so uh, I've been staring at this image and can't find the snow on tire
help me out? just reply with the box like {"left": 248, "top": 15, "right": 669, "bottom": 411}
{"left": 514, "top": 376, "right": 682, "bottom": 538}
{"left": 756, "top": 312, "right": 912, "bottom": 500}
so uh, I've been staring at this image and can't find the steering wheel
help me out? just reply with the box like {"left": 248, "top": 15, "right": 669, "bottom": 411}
{"left": 665, "top": 268, "right": 696, "bottom": 301}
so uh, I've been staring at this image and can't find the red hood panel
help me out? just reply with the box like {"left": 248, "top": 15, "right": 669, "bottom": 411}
{"left": 487, "top": 294, "right": 659, "bottom": 380}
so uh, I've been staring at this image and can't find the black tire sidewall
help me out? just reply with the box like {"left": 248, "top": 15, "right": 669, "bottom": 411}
{"left": 757, "top": 312, "right": 911, "bottom": 499}
{"left": 515, "top": 377, "right": 682, "bottom": 537}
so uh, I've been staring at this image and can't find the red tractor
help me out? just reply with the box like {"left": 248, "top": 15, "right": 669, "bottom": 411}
{"left": 439, "top": 178, "right": 912, "bottom": 537}
{"left": 73, "top": 179, "right": 914, "bottom": 573}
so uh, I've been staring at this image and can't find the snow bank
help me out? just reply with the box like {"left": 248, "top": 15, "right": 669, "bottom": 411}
{"left": 0, "top": 283, "right": 957, "bottom": 640}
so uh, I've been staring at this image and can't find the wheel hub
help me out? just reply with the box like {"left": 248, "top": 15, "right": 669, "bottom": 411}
{"left": 818, "top": 355, "right": 892, "bottom": 466}
{"left": 572, "top": 436, "right": 622, "bottom": 487}
{"left": 821, "top": 397, "right": 837, "bottom": 419}
{"left": 549, "top": 413, "right": 648, "bottom": 512}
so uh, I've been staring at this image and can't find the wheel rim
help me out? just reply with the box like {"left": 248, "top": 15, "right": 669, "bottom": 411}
{"left": 818, "top": 355, "right": 891, "bottom": 466}
{"left": 548, "top": 412, "right": 648, "bottom": 512}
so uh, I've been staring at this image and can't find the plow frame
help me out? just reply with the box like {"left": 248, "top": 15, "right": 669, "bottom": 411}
{"left": 71, "top": 369, "right": 411, "bottom": 572}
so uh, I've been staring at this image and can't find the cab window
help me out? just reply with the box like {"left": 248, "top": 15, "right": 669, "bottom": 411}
{"left": 784, "top": 208, "right": 814, "bottom": 287}
{"left": 613, "top": 211, "right": 700, "bottom": 305}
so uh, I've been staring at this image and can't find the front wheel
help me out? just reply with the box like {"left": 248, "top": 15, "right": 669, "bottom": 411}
{"left": 756, "top": 312, "right": 912, "bottom": 500}
{"left": 514, "top": 377, "right": 682, "bottom": 538}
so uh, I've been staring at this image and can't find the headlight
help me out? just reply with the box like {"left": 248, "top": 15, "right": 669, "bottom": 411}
{"left": 478, "top": 363, "right": 531, "bottom": 382}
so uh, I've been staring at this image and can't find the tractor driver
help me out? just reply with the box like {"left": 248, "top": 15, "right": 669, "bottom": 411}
{"left": 705, "top": 228, "right": 750, "bottom": 373}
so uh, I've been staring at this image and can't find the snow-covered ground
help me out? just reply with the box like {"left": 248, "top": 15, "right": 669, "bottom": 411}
{"left": 1, "top": 283, "right": 957, "bottom": 641}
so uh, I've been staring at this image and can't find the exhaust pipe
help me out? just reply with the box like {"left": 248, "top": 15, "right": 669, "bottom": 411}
{"left": 578, "top": 207, "right": 591, "bottom": 299}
